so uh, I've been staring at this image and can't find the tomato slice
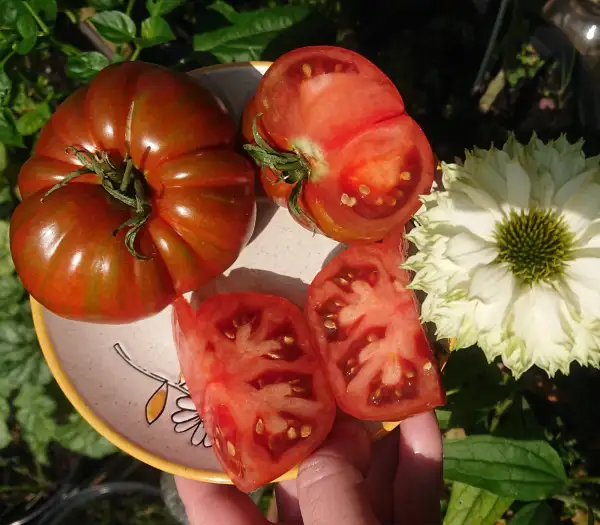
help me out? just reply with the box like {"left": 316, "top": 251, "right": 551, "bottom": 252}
{"left": 243, "top": 46, "right": 435, "bottom": 244}
{"left": 305, "top": 242, "right": 445, "bottom": 421}
{"left": 172, "top": 294, "right": 336, "bottom": 492}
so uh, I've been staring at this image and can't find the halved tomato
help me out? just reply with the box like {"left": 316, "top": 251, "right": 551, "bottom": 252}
{"left": 242, "top": 46, "right": 435, "bottom": 243}
{"left": 172, "top": 293, "right": 336, "bottom": 492}
{"left": 305, "top": 241, "right": 445, "bottom": 421}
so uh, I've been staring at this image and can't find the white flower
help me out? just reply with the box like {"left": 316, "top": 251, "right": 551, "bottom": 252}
{"left": 403, "top": 134, "right": 600, "bottom": 377}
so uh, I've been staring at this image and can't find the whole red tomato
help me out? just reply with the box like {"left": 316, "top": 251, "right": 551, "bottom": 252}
{"left": 172, "top": 293, "right": 336, "bottom": 492}
{"left": 10, "top": 62, "right": 256, "bottom": 323}
{"left": 305, "top": 239, "right": 445, "bottom": 421}
{"left": 242, "top": 46, "right": 434, "bottom": 244}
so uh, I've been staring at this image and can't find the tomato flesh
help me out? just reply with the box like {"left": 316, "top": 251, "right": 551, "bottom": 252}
{"left": 243, "top": 46, "right": 434, "bottom": 244}
{"left": 172, "top": 293, "right": 336, "bottom": 492}
{"left": 10, "top": 62, "right": 256, "bottom": 323}
{"left": 305, "top": 242, "right": 445, "bottom": 421}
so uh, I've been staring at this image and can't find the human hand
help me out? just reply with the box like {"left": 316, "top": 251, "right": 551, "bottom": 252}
{"left": 175, "top": 411, "right": 442, "bottom": 525}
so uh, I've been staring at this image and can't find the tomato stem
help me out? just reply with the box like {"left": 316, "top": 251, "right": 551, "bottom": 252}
{"left": 243, "top": 114, "right": 317, "bottom": 231}
{"left": 41, "top": 147, "right": 154, "bottom": 260}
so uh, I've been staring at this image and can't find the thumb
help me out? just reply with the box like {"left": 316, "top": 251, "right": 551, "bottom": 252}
{"left": 295, "top": 418, "right": 380, "bottom": 525}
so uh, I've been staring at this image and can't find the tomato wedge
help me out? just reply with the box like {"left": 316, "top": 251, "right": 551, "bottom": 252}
{"left": 172, "top": 294, "right": 336, "bottom": 492}
{"left": 243, "top": 46, "right": 435, "bottom": 244}
{"left": 305, "top": 241, "right": 445, "bottom": 421}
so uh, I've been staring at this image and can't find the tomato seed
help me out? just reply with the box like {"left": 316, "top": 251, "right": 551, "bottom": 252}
{"left": 283, "top": 335, "right": 295, "bottom": 345}
{"left": 227, "top": 441, "right": 236, "bottom": 456}
{"left": 256, "top": 419, "right": 264, "bottom": 435}
{"left": 384, "top": 196, "right": 397, "bottom": 206}
{"left": 292, "top": 386, "right": 305, "bottom": 393}
{"left": 302, "top": 63, "right": 312, "bottom": 78}
{"left": 232, "top": 319, "right": 239, "bottom": 327}
{"left": 224, "top": 330, "right": 235, "bottom": 340}
{"left": 340, "top": 193, "right": 357, "bottom": 207}
{"left": 423, "top": 361, "right": 433, "bottom": 371}
{"left": 267, "top": 351, "right": 282, "bottom": 360}
{"left": 338, "top": 277, "right": 349, "bottom": 286}
{"left": 375, "top": 197, "right": 384, "bottom": 206}
{"left": 406, "top": 369, "right": 416, "bottom": 378}
{"left": 400, "top": 171, "right": 412, "bottom": 181}
{"left": 367, "top": 333, "right": 379, "bottom": 343}
{"left": 324, "top": 319, "right": 337, "bottom": 330}
{"left": 334, "top": 63, "right": 343, "bottom": 72}
{"left": 300, "top": 425, "right": 312, "bottom": 438}
{"left": 287, "top": 427, "right": 298, "bottom": 440}
{"left": 394, "top": 389, "right": 403, "bottom": 398}
{"left": 359, "top": 185, "right": 370, "bottom": 196}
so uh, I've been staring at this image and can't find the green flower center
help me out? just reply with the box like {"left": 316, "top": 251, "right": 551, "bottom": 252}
{"left": 494, "top": 208, "right": 575, "bottom": 286}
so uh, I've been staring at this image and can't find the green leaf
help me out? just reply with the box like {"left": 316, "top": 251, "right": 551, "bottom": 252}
{"left": 0, "top": 315, "right": 52, "bottom": 390}
{"left": 90, "top": 11, "right": 136, "bottom": 44}
{"left": 436, "top": 409, "right": 451, "bottom": 430}
{"left": 443, "top": 435, "right": 568, "bottom": 500}
{"left": 29, "top": 0, "right": 57, "bottom": 21}
{"left": 0, "top": 388, "right": 10, "bottom": 449}
{"left": 56, "top": 412, "right": 117, "bottom": 459}
{"left": 0, "top": 109, "right": 24, "bottom": 147}
{"left": 208, "top": 0, "right": 237, "bottom": 21}
{"left": 193, "top": 5, "right": 310, "bottom": 62}
{"left": 88, "top": 0, "right": 123, "bottom": 10}
{"left": 510, "top": 501, "right": 554, "bottom": 525}
{"left": 0, "top": 277, "right": 25, "bottom": 319}
{"left": 16, "top": 102, "right": 50, "bottom": 136}
{"left": 443, "top": 482, "right": 512, "bottom": 525}
{"left": 0, "top": 0, "right": 20, "bottom": 27}
{"left": 0, "top": 71, "right": 11, "bottom": 100}
{"left": 0, "top": 220, "right": 12, "bottom": 277}
{"left": 15, "top": 8, "right": 37, "bottom": 55}
{"left": 14, "top": 383, "right": 57, "bottom": 465}
{"left": 139, "top": 16, "right": 175, "bottom": 48}
{"left": 66, "top": 52, "right": 110, "bottom": 81}
{"left": 146, "top": 0, "right": 184, "bottom": 16}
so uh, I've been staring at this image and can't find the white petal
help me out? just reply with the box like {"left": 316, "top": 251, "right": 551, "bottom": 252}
{"left": 553, "top": 170, "right": 593, "bottom": 209}
{"left": 511, "top": 285, "right": 570, "bottom": 375}
{"left": 567, "top": 258, "right": 600, "bottom": 296}
{"left": 504, "top": 159, "right": 531, "bottom": 211}
{"left": 445, "top": 232, "right": 497, "bottom": 269}
{"left": 560, "top": 182, "right": 600, "bottom": 239}
{"left": 472, "top": 269, "right": 516, "bottom": 332}
{"left": 433, "top": 192, "right": 497, "bottom": 241}
{"left": 469, "top": 263, "right": 515, "bottom": 304}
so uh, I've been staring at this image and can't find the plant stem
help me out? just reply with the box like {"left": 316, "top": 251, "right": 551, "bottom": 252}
{"left": 130, "top": 44, "right": 141, "bottom": 61}
{"left": 0, "top": 483, "right": 51, "bottom": 493}
{"left": 570, "top": 477, "right": 600, "bottom": 485}
{"left": 553, "top": 494, "right": 600, "bottom": 519}
{"left": 49, "top": 36, "right": 81, "bottom": 57}
{"left": 125, "top": 0, "right": 136, "bottom": 17}
{"left": 22, "top": 1, "right": 49, "bottom": 34}
{"left": 0, "top": 49, "right": 16, "bottom": 68}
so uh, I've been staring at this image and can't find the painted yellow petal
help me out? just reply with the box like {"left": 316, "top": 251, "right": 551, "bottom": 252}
{"left": 145, "top": 381, "right": 168, "bottom": 425}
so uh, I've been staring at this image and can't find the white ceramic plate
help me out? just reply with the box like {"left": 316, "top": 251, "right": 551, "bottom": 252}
{"left": 32, "top": 62, "right": 399, "bottom": 484}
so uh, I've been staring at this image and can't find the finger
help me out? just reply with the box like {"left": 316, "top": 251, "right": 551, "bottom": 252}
{"left": 394, "top": 411, "right": 443, "bottom": 525}
{"left": 276, "top": 480, "right": 302, "bottom": 523}
{"left": 296, "top": 419, "right": 379, "bottom": 525}
{"left": 365, "top": 427, "right": 400, "bottom": 524}
{"left": 175, "top": 476, "right": 270, "bottom": 525}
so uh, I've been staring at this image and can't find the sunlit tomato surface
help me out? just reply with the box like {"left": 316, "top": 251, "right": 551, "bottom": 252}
{"left": 172, "top": 293, "right": 336, "bottom": 492}
{"left": 242, "top": 46, "right": 435, "bottom": 243}
{"left": 10, "top": 62, "right": 256, "bottom": 323}
{"left": 305, "top": 240, "right": 445, "bottom": 421}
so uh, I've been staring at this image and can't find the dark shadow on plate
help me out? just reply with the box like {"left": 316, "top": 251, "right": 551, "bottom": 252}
{"left": 247, "top": 197, "right": 278, "bottom": 246}
{"left": 191, "top": 267, "right": 309, "bottom": 308}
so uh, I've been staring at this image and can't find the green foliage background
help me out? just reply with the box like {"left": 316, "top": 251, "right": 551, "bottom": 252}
{"left": 1, "top": 0, "right": 600, "bottom": 523}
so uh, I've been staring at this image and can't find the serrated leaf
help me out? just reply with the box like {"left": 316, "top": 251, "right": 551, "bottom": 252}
{"left": 14, "top": 383, "right": 56, "bottom": 464}
{"left": 88, "top": 0, "right": 123, "bottom": 11}
{"left": 139, "top": 16, "right": 175, "bottom": 48}
{"left": 0, "top": 109, "right": 23, "bottom": 147}
{"left": 0, "top": 276, "right": 25, "bottom": 319}
{"left": 443, "top": 482, "right": 512, "bottom": 525}
{"left": 146, "top": 0, "right": 184, "bottom": 16}
{"left": 90, "top": 11, "right": 136, "bottom": 44}
{"left": 29, "top": 0, "right": 57, "bottom": 21}
{"left": 0, "top": 316, "right": 51, "bottom": 390}
{"left": 55, "top": 412, "right": 117, "bottom": 459}
{"left": 0, "top": 71, "right": 11, "bottom": 100}
{"left": 510, "top": 501, "right": 554, "bottom": 525}
{"left": 65, "top": 52, "right": 109, "bottom": 81}
{"left": 193, "top": 5, "right": 310, "bottom": 62}
{"left": 16, "top": 102, "right": 50, "bottom": 136}
{"left": 443, "top": 435, "right": 567, "bottom": 500}
{"left": 0, "top": 0, "right": 20, "bottom": 27}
